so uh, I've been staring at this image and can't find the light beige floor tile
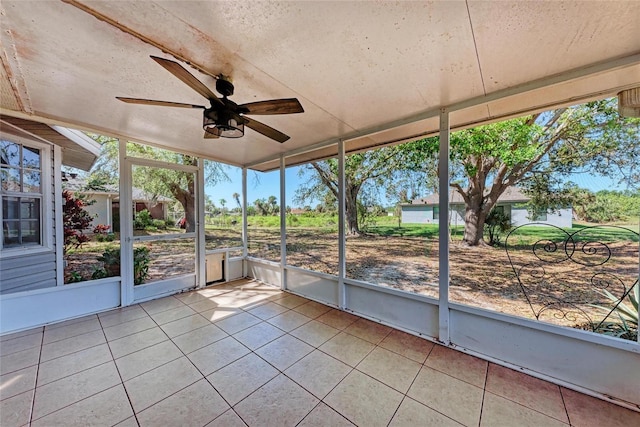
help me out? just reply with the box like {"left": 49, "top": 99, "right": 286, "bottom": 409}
{"left": 379, "top": 329, "right": 434, "bottom": 363}
{"left": 206, "top": 409, "right": 247, "bottom": 427}
{"left": 407, "top": 366, "right": 483, "bottom": 427}
{"left": 40, "top": 329, "right": 106, "bottom": 362}
{"left": 0, "top": 326, "right": 43, "bottom": 342}
{"left": 0, "top": 331, "right": 42, "bottom": 356}
{"left": 290, "top": 320, "right": 340, "bottom": 348}
{"left": 172, "top": 323, "right": 228, "bottom": 354}
{"left": 207, "top": 353, "right": 279, "bottom": 405}
{"left": 103, "top": 316, "right": 156, "bottom": 342}
{"left": 115, "top": 340, "right": 182, "bottom": 381}
{"left": 175, "top": 291, "right": 214, "bottom": 305}
{"left": 324, "top": 370, "right": 403, "bottom": 427}
{"left": 108, "top": 327, "right": 168, "bottom": 359}
{"left": 0, "top": 389, "right": 33, "bottom": 427}
{"left": 0, "top": 346, "right": 40, "bottom": 375}
{"left": 299, "top": 402, "right": 355, "bottom": 426}
{"left": 137, "top": 379, "right": 228, "bottom": 427}
{"left": 235, "top": 374, "right": 319, "bottom": 426}
{"left": 187, "top": 336, "right": 250, "bottom": 375}
{"left": 247, "top": 301, "right": 289, "bottom": 320}
{"left": 31, "top": 384, "right": 134, "bottom": 427}
{"left": 0, "top": 365, "right": 37, "bottom": 401}
{"left": 425, "top": 345, "right": 487, "bottom": 387}
{"left": 124, "top": 356, "right": 202, "bottom": 413}
{"left": 160, "top": 314, "right": 210, "bottom": 338}
{"left": 232, "top": 321, "right": 284, "bottom": 350}
{"left": 267, "top": 310, "right": 311, "bottom": 332}
{"left": 293, "top": 301, "right": 332, "bottom": 319}
{"left": 316, "top": 309, "right": 359, "bottom": 330}
{"left": 43, "top": 317, "right": 101, "bottom": 345}
{"left": 114, "top": 416, "right": 139, "bottom": 427}
{"left": 200, "top": 306, "right": 242, "bottom": 322}
{"left": 36, "top": 344, "right": 112, "bottom": 387}
{"left": 149, "top": 304, "right": 197, "bottom": 325}
{"left": 357, "top": 347, "right": 421, "bottom": 393}
{"left": 562, "top": 387, "right": 640, "bottom": 427}
{"left": 481, "top": 392, "right": 568, "bottom": 427}
{"left": 32, "top": 361, "right": 121, "bottom": 420}
{"left": 486, "top": 363, "right": 568, "bottom": 423}
{"left": 188, "top": 298, "right": 222, "bottom": 313}
{"left": 214, "top": 311, "right": 261, "bottom": 334}
{"left": 45, "top": 314, "right": 97, "bottom": 330}
{"left": 274, "top": 294, "right": 310, "bottom": 309}
{"left": 389, "top": 397, "right": 462, "bottom": 427}
{"left": 255, "top": 334, "right": 313, "bottom": 371}
{"left": 285, "top": 350, "right": 351, "bottom": 399}
{"left": 319, "top": 332, "right": 375, "bottom": 367}
{"left": 98, "top": 306, "right": 148, "bottom": 328}
{"left": 140, "top": 296, "right": 185, "bottom": 314}
{"left": 343, "top": 318, "right": 392, "bottom": 344}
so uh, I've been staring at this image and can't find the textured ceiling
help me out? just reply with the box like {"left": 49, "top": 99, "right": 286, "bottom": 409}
{"left": 1, "top": 1, "right": 639, "bottom": 170}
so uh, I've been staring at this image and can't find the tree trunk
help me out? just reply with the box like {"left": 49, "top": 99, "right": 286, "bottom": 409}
{"left": 345, "top": 190, "right": 359, "bottom": 235}
{"left": 183, "top": 193, "right": 196, "bottom": 233}
{"left": 462, "top": 203, "right": 487, "bottom": 246}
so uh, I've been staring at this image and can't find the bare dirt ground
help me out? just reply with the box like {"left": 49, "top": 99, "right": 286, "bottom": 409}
{"left": 66, "top": 226, "right": 637, "bottom": 331}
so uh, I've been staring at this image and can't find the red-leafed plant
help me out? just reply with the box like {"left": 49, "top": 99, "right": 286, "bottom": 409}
{"left": 93, "top": 224, "right": 111, "bottom": 235}
{"left": 63, "top": 190, "right": 93, "bottom": 252}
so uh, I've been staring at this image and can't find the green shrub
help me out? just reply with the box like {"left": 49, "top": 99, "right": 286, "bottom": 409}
{"left": 134, "top": 209, "right": 153, "bottom": 229}
{"left": 152, "top": 219, "right": 167, "bottom": 230}
{"left": 96, "top": 246, "right": 151, "bottom": 285}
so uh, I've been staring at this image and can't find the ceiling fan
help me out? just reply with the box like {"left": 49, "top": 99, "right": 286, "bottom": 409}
{"left": 117, "top": 56, "right": 304, "bottom": 143}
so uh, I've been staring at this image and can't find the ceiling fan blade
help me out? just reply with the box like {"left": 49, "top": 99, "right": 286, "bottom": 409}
{"left": 243, "top": 117, "right": 290, "bottom": 143}
{"left": 203, "top": 131, "right": 219, "bottom": 139}
{"left": 150, "top": 56, "right": 223, "bottom": 105}
{"left": 116, "top": 97, "right": 206, "bottom": 109}
{"left": 239, "top": 98, "right": 304, "bottom": 115}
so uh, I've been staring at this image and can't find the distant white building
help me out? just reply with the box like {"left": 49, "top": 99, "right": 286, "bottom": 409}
{"left": 400, "top": 187, "right": 572, "bottom": 228}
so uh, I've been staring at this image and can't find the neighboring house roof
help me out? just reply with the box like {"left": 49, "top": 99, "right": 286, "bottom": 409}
{"left": 405, "top": 187, "right": 529, "bottom": 206}
{"left": 62, "top": 175, "right": 173, "bottom": 203}
{"left": 1, "top": 115, "right": 100, "bottom": 171}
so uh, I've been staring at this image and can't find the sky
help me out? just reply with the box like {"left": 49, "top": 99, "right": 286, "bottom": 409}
{"left": 204, "top": 163, "right": 634, "bottom": 210}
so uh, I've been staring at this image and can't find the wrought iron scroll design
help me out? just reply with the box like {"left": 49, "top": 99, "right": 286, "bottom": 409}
{"left": 505, "top": 223, "right": 638, "bottom": 334}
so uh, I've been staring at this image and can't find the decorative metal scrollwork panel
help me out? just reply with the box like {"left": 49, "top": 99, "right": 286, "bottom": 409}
{"left": 505, "top": 223, "right": 638, "bottom": 340}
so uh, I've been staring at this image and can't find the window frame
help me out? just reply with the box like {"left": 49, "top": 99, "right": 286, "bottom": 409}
{"left": 1, "top": 135, "right": 52, "bottom": 257}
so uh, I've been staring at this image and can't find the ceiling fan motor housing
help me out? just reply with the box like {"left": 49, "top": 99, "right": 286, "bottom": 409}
{"left": 216, "top": 78, "right": 234, "bottom": 97}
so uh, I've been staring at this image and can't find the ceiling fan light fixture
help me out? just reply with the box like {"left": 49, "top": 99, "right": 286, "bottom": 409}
{"left": 203, "top": 108, "right": 244, "bottom": 138}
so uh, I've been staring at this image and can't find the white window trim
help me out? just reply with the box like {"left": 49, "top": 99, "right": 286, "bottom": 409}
{"left": 0, "top": 135, "right": 53, "bottom": 258}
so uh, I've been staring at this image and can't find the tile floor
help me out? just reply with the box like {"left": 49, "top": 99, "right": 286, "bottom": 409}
{"left": 1, "top": 279, "right": 638, "bottom": 427}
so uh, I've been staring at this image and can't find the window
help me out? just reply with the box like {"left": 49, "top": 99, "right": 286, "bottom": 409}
{"left": 494, "top": 205, "right": 505, "bottom": 214}
{"left": 433, "top": 206, "right": 439, "bottom": 220}
{"left": 1, "top": 140, "right": 44, "bottom": 249}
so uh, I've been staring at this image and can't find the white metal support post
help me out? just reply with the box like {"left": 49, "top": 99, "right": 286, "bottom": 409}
{"left": 438, "top": 108, "right": 451, "bottom": 344}
{"left": 338, "top": 140, "right": 346, "bottom": 309}
{"left": 196, "top": 158, "right": 206, "bottom": 288}
{"left": 242, "top": 168, "right": 248, "bottom": 278}
{"left": 279, "top": 155, "right": 287, "bottom": 290}
{"left": 119, "top": 138, "right": 134, "bottom": 306}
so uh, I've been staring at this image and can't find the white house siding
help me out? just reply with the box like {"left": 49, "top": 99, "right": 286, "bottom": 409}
{"left": 511, "top": 207, "right": 573, "bottom": 228}
{"left": 401, "top": 204, "right": 572, "bottom": 228}
{"left": 84, "top": 193, "right": 112, "bottom": 228}
{"left": 401, "top": 205, "right": 434, "bottom": 224}
{"left": 0, "top": 141, "right": 57, "bottom": 295}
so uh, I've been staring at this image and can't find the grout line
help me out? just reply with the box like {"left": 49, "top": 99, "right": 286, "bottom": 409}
{"left": 559, "top": 386, "right": 572, "bottom": 426}
{"left": 477, "top": 361, "right": 490, "bottom": 427}
{"left": 97, "top": 314, "right": 141, "bottom": 427}
{"left": 26, "top": 326, "right": 45, "bottom": 426}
